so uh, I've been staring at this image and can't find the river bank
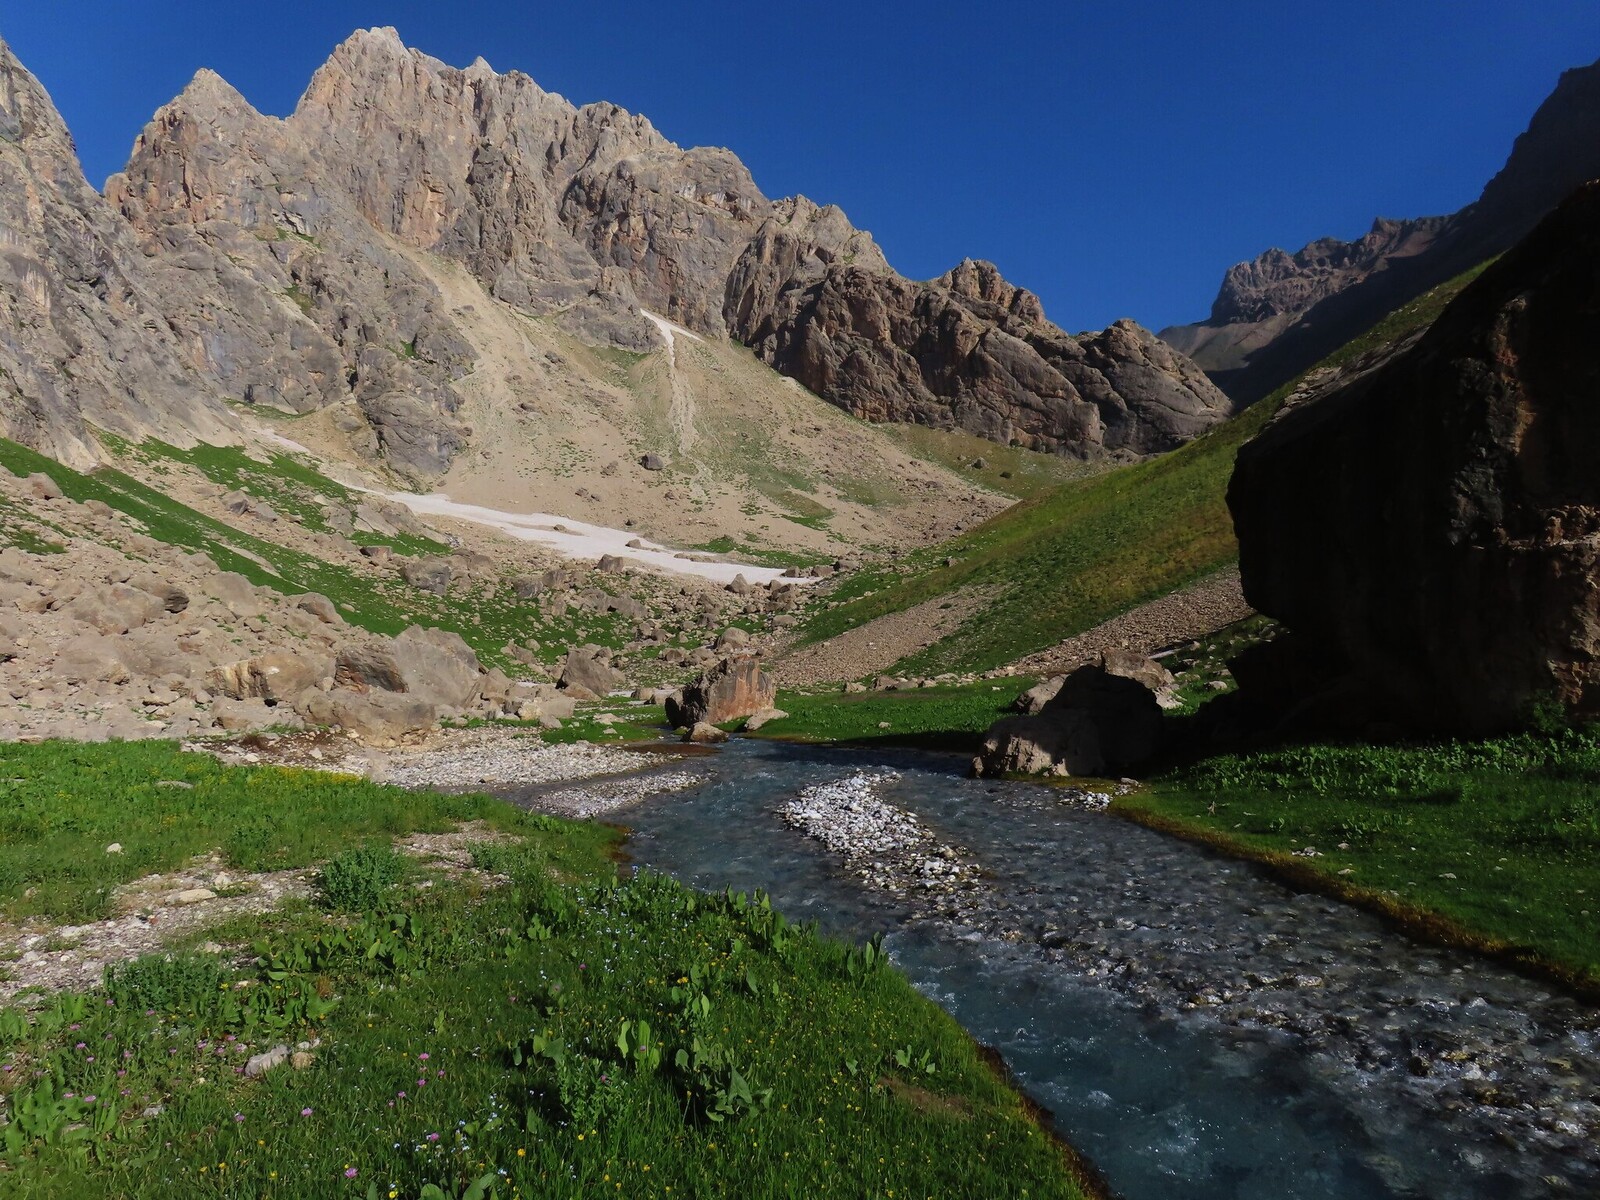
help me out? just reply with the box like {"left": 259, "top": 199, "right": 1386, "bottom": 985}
{"left": 617, "top": 738, "right": 1600, "bottom": 1200}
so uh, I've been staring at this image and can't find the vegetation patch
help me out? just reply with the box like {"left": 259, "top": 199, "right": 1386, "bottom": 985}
{"left": 1127, "top": 725, "right": 1600, "bottom": 990}
{"left": 0, "top": 437, "right": 653, "bottom": 678}
{"left": 0, "top": 753, "right": 1091, "bottom": 1199}
{"left": 0, "top": 741, "right": 526, "bottom": 924}
{"left": 880, "top": 425, "right": 1102, "bottom": 499}
{"left": 754, "top": 680, "right": 1031, "bottom": 752}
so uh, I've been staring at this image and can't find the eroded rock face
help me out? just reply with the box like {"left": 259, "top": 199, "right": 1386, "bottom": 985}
{"left": 1228, "top": 182, "right": 1600, "bottom": 732}
{"left": 0, "top": 36, "right": 237, "bottom": 467}
{"left": 727, "top": 254, "right": 1232, "bottom": 457}
{"left": 0, "top": 25, "right": 1231, "bottom": 478}
{"left": 666, "top": 654, "right": 776, "bottom": 727}
{"left": 100, "top": 29, "right": 1225, "bottom": 467}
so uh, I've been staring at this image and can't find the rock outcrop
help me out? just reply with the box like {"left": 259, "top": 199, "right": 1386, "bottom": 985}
{"left": 0, "top": 35, "right": 237, "bottom": 468}
{"left": 666, "top": 654, "right": 776, "bottom": 728}
{"left": 95, "top": 29, "right": 1226, "bottom": 468}
{"left": 727, "top": 251, "right": 1232, "bottom": 458}
{"left": 977, "top": 658, "right": 1164, "bottom": 777}
{"left": 1163, "top": 54, "right": 1600, "bottom": 405}
{"left": 1228, "top": 182, "right": 1600, "bottom": 732}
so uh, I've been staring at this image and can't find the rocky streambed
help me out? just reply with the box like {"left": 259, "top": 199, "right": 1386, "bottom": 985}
{"left": 618, "top": 739, "right": 1600, "bottom": 1200}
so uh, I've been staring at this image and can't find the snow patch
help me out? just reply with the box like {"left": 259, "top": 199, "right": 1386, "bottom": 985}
{"left": 640, "top": 309, "right": 704, "bottom": 367}
{"left": 377, "top": 490, "right": 804, "bottom": 587}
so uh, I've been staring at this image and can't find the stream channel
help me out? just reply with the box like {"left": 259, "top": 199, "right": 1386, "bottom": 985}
{"left": 505, "top": 739, "right": 1599, "bottom": 1199}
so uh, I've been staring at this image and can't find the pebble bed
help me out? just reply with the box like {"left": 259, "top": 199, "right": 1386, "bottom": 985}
{"left": 777, "top": 771, "right": 983, "bottom": 904}
{"left": 373, "top": 733, "right": 672, "bottom": 793}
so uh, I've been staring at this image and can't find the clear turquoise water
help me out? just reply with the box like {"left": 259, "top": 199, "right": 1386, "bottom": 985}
{"left": 577, "top": 740, "right": 1593, "bottom": 1199}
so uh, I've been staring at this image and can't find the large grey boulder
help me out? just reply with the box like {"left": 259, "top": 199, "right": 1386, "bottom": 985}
{"left": 54, "top": 635, "right": 133, "bottom": 685}
{"left": 331, "top": 626, "right": 482, "bottom": 710}
{"left": 557, "top": 645, "right": 625, "bottom": 698}
{"left": 391, "top": 626, "right": 482, "bottom": 708}
{"left": 62, "top": 584, "right": 165, "bottom": 635}
{"left": 399, "top": 558, "right": 452, "bottom": 596}
{"left": 211, "top": 649, "right": 335, "bottom": 704}
{"left": 978, "top": 664, "right": 1162, "bottom": 778}
{"left": 1228, "top": 182, "right": 1600, "bottom": 732}
{"left": 299, "top": 689, "right": 438, "bottom": 744}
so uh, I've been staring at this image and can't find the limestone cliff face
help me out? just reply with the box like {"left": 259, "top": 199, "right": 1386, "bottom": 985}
{"left": 0, "top": 36, "right": 235, "bottom": 467}
{"left": 1163, "top": 54, "right": 1600, "bottom": 405}
{"left": 7, "top": 26, "right": 1227, "bottom": 477}
{"left": 107, "top": 62, "right": 476, "bottom": 478}
{"left": 727, "top": 252, "right": 1232, "bottom": 457}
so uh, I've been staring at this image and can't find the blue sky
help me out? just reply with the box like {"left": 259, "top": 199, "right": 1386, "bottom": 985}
{"left": 6, "top": 2, "right": 1599, "bottom": 331}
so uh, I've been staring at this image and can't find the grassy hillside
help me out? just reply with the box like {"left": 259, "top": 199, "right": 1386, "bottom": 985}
{"left": 797, "top": 262, "right": 1493, "bottom": 677}
{"left": 1125, "top": 726, "right": 1600, "bottom": 992}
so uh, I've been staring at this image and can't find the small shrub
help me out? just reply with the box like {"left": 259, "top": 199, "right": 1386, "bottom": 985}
{"left": 316, "top": 843, "right": 404, "bottom": 912}
{"left": 104, "top": 953, "right": 226, "bottom": 1017}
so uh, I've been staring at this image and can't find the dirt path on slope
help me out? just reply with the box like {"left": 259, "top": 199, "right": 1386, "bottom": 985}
{"left": 1009, "top": 568, "right": 1253, "bottom": 677}
{"left": 770, "top": 588, "right": 994, "bottom": 687}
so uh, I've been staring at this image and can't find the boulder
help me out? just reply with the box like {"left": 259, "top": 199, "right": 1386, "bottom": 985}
{"left": 24, "top": 472, "right": 64, "bottom": 501}
{"left": 299, "top": 690, "right": 438, "bottom": 743}
{"left": 335, "top": 643, "right": 407, "bottom": 693}
{"left": 640, "top": 453, "right": 666, "bottom": 471}
{"left": 294, "top": 593, "right": 343, "bottom": 624}
{"left": 222, "top": 489, "right": 278, "bottom": 522}
{"left": 351, "top": 502, "right": 400, "bottom": 538}
{"left": 333, "top": 626, "right": 482, "bottom": 708}
{"left": 558, "top": 645, "right": 625, "bottom": 696}
{"left": 1228, "top": 182, "right": 1600, "bottom": 732}
{"left": 714, "top": 626, "right": 750, "bottom": 652}
{"left": 62, "top": 584, "right": 164, "bottom": 635}
{"left": 54, "top": 635, "right": 132, "bottom": 685}
{"left": 399, "top": 557, "right": 452, "bottom": 596}
{"left": 128, "top": 572, "right": 189, "bottom": 614}
{"left": 743, "top": 707, "right": 788, "bottom": 732}
{"left": 685, "top": 721, "right": 729, "bottom": 744}
{"left": 1013, "top": 676, "right": 1065, "bottom": 715}
{"left": 392, "top": 626, "right": 482, "bottom": 708}
{"left": 977, "top": 664, "right": 1162, "bottom": 777}
{"left": 666, "top": 655, "right": 776, "bottom": 727}
{"left": 210, "top": 698, "right": 282, "bottom": 733}
{"left": 204, "top": 572, "right": 265, "bottom": 617}
{"left": 211, "top": 649, "right": 335, "bottom": 704}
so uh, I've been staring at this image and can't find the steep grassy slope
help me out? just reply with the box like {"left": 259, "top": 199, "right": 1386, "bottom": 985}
{"left": 797, "top": 262, "right": 1494, "bottom": 677}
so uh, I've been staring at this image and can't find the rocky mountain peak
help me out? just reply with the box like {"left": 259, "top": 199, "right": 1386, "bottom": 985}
{"left": 938, "top": 259, "right": 1047, "bottom": 325}
{"left": 1164, "top": 53, "right": 1600, "bottom": 404}
{"left": 0, "top": 35, "right": 237, "bottom": 467}
{"left": 0, "top": 26, "right": 1229, "bottom": 481}
{"left": 0, "top": 35, "right": 86, "bottom": 186}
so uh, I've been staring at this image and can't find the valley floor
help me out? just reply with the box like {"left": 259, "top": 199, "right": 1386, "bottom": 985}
{"left": 0, "top": 737, "right": 1100, "bottom": 1200}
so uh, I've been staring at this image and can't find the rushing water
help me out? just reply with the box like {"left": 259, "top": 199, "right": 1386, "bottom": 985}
{"left": 519, "top": 739, "right": 1599, "bottom": 1199}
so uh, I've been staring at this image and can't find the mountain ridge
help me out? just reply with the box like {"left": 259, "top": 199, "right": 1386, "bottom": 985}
{"left": 1, "top": 26, "right": 1230, "bottom": 488}
{"left": 1162, "top": 53, "right": 1600, "bottom": 404}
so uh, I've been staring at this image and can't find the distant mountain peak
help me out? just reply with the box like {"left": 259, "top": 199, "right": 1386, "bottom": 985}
{"left": 1163, "top": 52, "right": 1600, "bottom": 403}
